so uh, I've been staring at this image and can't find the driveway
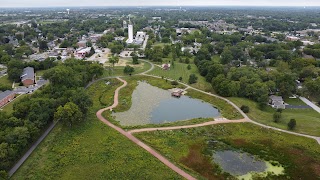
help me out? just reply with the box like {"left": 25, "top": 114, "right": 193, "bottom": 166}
{"left": 299, "top": 97, "right": 320, "bottom": 113}
{"left": 285, "top": 105, "right": 311, "bottom": 109}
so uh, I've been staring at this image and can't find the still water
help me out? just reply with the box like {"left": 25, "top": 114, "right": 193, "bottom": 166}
{"left": 113, "top": 82, "right": 220, "bottom": 126}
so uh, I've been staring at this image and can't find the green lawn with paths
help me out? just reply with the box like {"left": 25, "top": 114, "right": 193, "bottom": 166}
{"left": 12, "top": 79, "right": 182, "bottom": 180}
{"left": 229, "top": 97, "right": 320, "bottom": 136}
{"left": 147, "top": 62, "right": 213, "bottom": 92}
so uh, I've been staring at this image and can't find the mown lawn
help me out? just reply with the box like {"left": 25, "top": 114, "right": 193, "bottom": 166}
{"left": 229, "top": 97, "right": 320, "bottom": 136}
{"left": 103, "top": 59, "right": 151, "bottom": 77}
{"left": 147, "top": 62, "right": 213, "bottom": 92}
{"left": 0, "top": 75, "right": 12, "bottom": 87}
{"left": 136, "top": 123, "right": 320, "bottom": 180}
{"left": 12, "top": 79, "right": 182, "bottom": 180}
{"left": 284, "top": 97, "right": 307, "bottom": 106}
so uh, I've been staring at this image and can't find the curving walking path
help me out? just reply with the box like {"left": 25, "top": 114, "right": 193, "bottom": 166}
{"left": 128, "top": 119, "right": 248, "bottom": 134}
{"left": 141, "top": 73, "right": 320, "bottom": 145}
{"left": 96, "top": 77, "right": 196, "bottom": 180}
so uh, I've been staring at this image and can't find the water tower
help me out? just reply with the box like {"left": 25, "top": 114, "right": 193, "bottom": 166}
{"left": 66, "top": 9, "right": 70, "bottom": 15}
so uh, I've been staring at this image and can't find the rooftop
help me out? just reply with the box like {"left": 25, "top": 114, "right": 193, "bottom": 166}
{"left": 0, "top": 90, "right": 14, "bottom": 100}
{"left": 21, "top": 67, "right": 35, "bottom": 81}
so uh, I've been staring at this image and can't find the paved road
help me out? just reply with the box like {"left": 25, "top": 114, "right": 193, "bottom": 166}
{"left": 96, "top": 77, "right": 196, "bottom": 180}
{"left": 142, "top": 73, "right": 320, "bottom": 145}
{"left": 9, "top": 122, "right": 57, "bottom": 177}
{"left": 128, "top": 119, "right": 248, "bottom": 134}
{"left": 299, "top": 97, "right": 320, "bottom": 113}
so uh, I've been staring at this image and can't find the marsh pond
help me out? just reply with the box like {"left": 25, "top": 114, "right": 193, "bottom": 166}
{"left": 113, "top": 82, "right": 220, "bottom": 126}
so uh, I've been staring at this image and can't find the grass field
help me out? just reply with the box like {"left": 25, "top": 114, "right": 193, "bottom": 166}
{"left": 12, "top": 79, "right": 182, "bottom": 180}
{"left": 284, "top": 97, "right": 307, "bottom": 105}
{"left": 0, "top": 75, "right": 12, "bottom": 87}
{"left": 229, "top": 97, "right": 320, "bottom": 136}
{"left": 147, "top": 62, "right": 213, "bottom": 92}
{"left": 136, "top": 123, "right": 320, "bottom": 180}
{"left": 103, "top": 59, "right": 151, "bottom": 77}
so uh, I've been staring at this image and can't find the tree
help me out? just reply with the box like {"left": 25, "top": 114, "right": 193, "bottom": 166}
{"left": 54, "top": 102, "right": 83, "bottom": 127}
{"left": 220, "top": 48, "right": 233, "bottom": 64}
{"left": 132, "top": 54, "right": 139, "bottom": 64}
{"left": 179, "top": 77, "right": 183, "bottom": 81}
{"left": 123, "top": 65, "right": 134, "bottom": 74}
{"left": 288, "top": 119, "right": 296, "bottom": 130}
{"left": 273, "top": 112, "right": 281, "bottom": 123}
{"left": 39, "top": 40, "right": 48, "bottom": 51}
{"left": 188, "top": 74, "right": 198, "bottom": 84}
{"left": 109, "top": 55, "right": 119, "bottom": 67}
{"left": 240, "top": 105, "right": 250, "bottom": 113}
{"left": 187, "top": 64, "right": 191, "bottom": 70}
{"left": 7, "top": 59, "right": 24, "bottom": 82}
{"left": 88, "top": 63, "right": 104, "bottom": 80}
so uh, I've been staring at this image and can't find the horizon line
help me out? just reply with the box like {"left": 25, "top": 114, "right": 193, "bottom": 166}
{"left": 0, "top": 5, "right": 319, "bottom": 8}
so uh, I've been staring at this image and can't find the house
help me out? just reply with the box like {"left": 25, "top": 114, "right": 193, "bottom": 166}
{"left": 75, "top": 47, "right": 91, "bottom": 59}
{"left": 286, "top": 36, "right": 300, "bottom": 41}
{"left": 21, "top": 67, "right": 35, "bottom": 87}
{"left": 269, "top": 95, "right": 285, "bottom": 109}
{"left": 77, "top": 40, "right": 87, "bottom": 48}
{"left": 0, "top": 90, "right": 15, "bottom": 107}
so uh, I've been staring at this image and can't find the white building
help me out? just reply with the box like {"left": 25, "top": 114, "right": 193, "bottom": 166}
{"left": 126, "top": 23, "right": 134, "bottom": 44}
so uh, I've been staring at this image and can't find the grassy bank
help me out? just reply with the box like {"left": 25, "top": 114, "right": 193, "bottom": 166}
{"left": 103, "top": 75, "right": 242, "bottom": 128}
{"left": 12, "top": 79, "right": 182, "bottom": 180}
{"left": 187, "top": 89, "right": 243, "bottom": 120}
{"left": 229, "top": 97, "right": 320, "bottom": 136}
{"left": 135, "top": 123, "right": 320, "bottom": 180}
{"left": 0, "top": 75, "right": 12, "bottom": 87}
{"left": 147, "top": 62, "right": 212, "bottom": 92}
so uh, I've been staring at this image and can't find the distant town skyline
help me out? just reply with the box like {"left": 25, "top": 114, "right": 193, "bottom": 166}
{"left": 1, "top": 0, "right": 320, "bottom": 8}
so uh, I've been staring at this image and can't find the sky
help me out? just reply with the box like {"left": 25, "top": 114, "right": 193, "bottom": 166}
{"left": 1, "top": 0, "right": 320, "bottom": 8}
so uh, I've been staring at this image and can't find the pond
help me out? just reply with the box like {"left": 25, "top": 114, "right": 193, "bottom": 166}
{"left": 113, "top": 82, "right": 220, "bottom": 126}
{"left": 213, "top": 150, "right": 284, "bottom": 179}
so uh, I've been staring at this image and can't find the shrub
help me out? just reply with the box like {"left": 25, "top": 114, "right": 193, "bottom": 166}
{"left": 171, "top": 81, "right": 178, "bottom": 86}
{"left": 288, "top": 119, "right": 297, "bottom": 130}
{"left": 273, "top": 112, "right": 281, "bottom": 123}
{"left": 240, "top": 105, "right": 250, "bottom": 113}
{"left": 187, "top": 64, "right": 191, "bottom": 70}
{"left": 188, "top": 74, "right": 198, "bottom": 84}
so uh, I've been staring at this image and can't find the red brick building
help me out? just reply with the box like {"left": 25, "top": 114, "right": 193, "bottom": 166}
{"left": 21, "top": 67, "right": 35, "bottom": 87}
{"left": 0, "top": 90, "right": 15, "bottom": 107}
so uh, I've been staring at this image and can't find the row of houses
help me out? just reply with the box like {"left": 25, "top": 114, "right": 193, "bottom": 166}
{"left": 0, "top": 67, "right": 37, "bottom": 108}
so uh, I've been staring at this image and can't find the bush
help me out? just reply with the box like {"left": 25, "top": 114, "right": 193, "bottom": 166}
{"left": 171, "top": 81, "right": 178, "bottom": 86}
{"left": 188, "top": 74, "right": 198, "bottom": 84}
{"left": 240, "top": 105, "right": 250, "bottom": 113}
{"left": 187, "top": 64, "right": 191, "bottom": 70}
{"left": 273, "top": 112, "right": 282, "bottom": 123}
{"left": 288, "top": 119, "right": 297, "bottom": 130}
{"left": 123, "top": 65, "right": 135, "bottom": 74}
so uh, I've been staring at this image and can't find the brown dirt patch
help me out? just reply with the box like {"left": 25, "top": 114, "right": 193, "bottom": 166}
{"left": 180, "top": 143, "right": 230, "bottom": 180}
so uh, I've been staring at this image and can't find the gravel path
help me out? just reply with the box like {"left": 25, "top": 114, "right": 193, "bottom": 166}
{"left": 96, "top": 77, "right": 196, "bottom": 180}
{"left": 142, "top": 73, "right": 320, "bottom": 145}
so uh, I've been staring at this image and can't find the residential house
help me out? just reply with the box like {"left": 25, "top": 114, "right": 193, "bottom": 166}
{"left": 21, "top": 67, "right": 35, "bottom": 87}
{"left": 0, "top": 90, "right": 15, "bottom": 107}
{"left": 269, "top": 95, "right": 285, "bottom": 109}
{"left": 77, "top": 40, "right": 87, "bottom": 48}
